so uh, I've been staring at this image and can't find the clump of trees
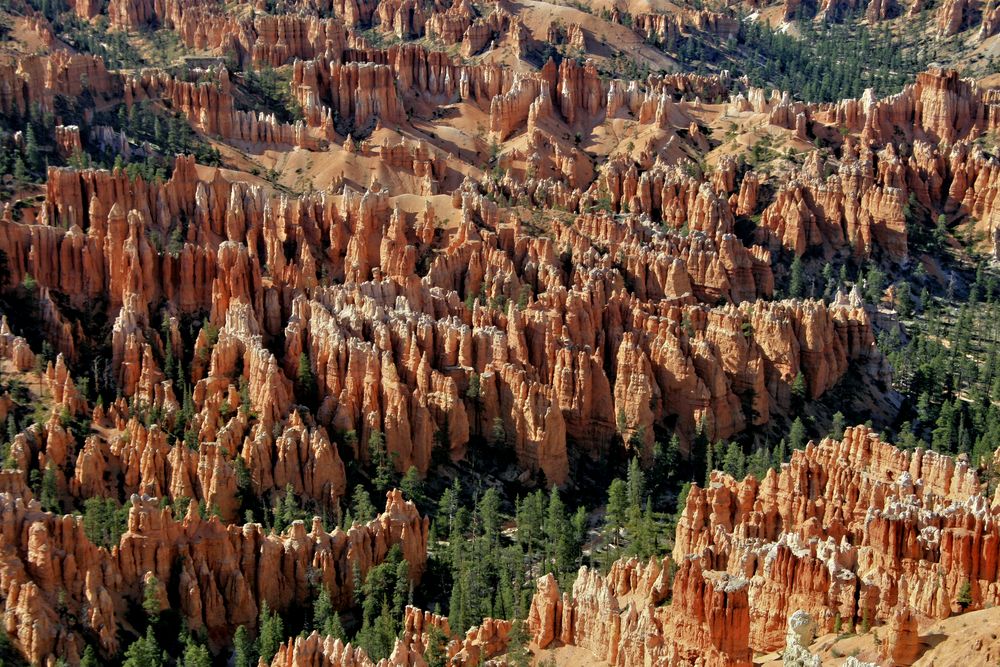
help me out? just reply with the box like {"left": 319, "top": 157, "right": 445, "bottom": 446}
{"left": 239, "top": 68, "right": 304, "bottom": 125}
{"left": 668, "top": 10, "right": 928, "bottom": 103}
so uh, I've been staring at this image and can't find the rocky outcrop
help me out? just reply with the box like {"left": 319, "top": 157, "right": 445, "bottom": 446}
{"left": 637, "top": 8, "right": 738, "bottom": 41}
{"left": 125, "top": 68, "right": 319, "bottom": 148}
{"left": 6, "top": 0, "right": 1000, "bottom": 662}
{"left": 673, "top": 425, "right": 996, "bottom": 652}
{"left": 861, "top": 68, "right": 1000, "bottom": 146}
{"left": 54, "top": 125, "right": 83, "bottom": 158}
{"left": 782, "top": 611, "right": 820, "bottom": 667}
{"left": 3, "top": 154, "right": 875, "bottom": 488}
{"left": 508, "top": 430, "right": 998, "bottom": 666}
{"left": 936, "top": 0, "right": 974, "bottom": 35}
{"left": 525, "top": 557, "right": 751, "bottom": 666}
{"left": 293, "top": 59, "right": 406, "bottom": 136}
{"left": 106, "top": 0, "right": 348, "bottom": 66}
{"left": 883, "top": 605, "right": 921, "bottom": 666}
{"left": 396, "top": 606, "right": 511, "bottom": 666}
{"left": 0, "top": 52, "right": 116, "bottom": 118}
{"left": 0, "top": 489, "right": 426, "bottom": 662}
{"left": 865, "top": 0, "right": 897, "bottom": 21}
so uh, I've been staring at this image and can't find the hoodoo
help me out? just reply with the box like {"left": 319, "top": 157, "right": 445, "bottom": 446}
{"left": 0, "top": 0, "right": 998, "bottom": 663}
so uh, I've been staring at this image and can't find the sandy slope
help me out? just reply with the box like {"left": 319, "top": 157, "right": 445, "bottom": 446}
{"left": 756, "top": 606, "right": 1000, "bottom": 666}
{"left": 514, "top": 0, "right": 676, "bottom": 71}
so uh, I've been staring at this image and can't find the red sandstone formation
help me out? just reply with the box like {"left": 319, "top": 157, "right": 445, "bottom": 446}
{"left": 267, "top": 604, "right": 511, "bottom": 666}
{"left": 865, "top": 0, "right": 897, "bottom": 21}
{"left": 13, "top": 25, "right": 986, "bottom": 267}
{"left": 292, "top": 59, "right": 406, "bottom": 135}
{"left": 712, "top": 69, "right": 1000, "bottom": 259}
{"left": 673, "top": 425, "right": 994, "bottom": 653}
{"left": 0, "top": 151, "right": 876, "bottom": 487}
{"left": 54, "top": 125, "right": 82, "bottom": 158}
{"left": 0, "top": 52, "right": 115, "bottom": 118}
{"left": 494, "top": 427, "right": 998, "bottom": 667}
{"left": 525, "top": 556, "right": 751, "bottom": 666}
{"left": 936, "top": 0, "right": 975, "bottom": 35}
{"left": 721, "top": 67, "right": 1000, "bottom": 152}
{"left": 0, "top": 489, "right": 426, "bottom": 663}
{"left": 125, "top": 67, "right": 320, "bottom": 149}
{"left": 3, "top": 1, "right": 1000, "bottom": 661}
{"left": 0, "top": 25, "right": 990, "bottom": 512}
{"left": 105, "top": 0, "right": 348, "bottom": 66}
{"left": 631, "top": 8, "right": 738, "bottom": 44}
{"left": 883, "top": 605, "right": 921, "bottom": 666}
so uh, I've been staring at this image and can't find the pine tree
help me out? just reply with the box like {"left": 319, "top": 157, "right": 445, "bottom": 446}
{"left": 235, "top": 456, "right": 251, "bottom": 515}
{"left": 605, "top": 479, "right": 627, "bottom": 550}
{"left": 351, "top": 485, "right": 377, "bottom": 524}
{"left": 957, "top": 580, "right": 973, "bottom": 610}
{"left": 821, "top": 262, "right": 836, "bottom": 296}
{"left": 652, "top": 435, "right": 680, "bottom": 493}
{"left": 13, "top": 155, "right": 27, "bottom": 183}
{"left": 505, "top": 619, "right": 531, "bottom": 667}
{"left": 272, "top": 486, "right": 291, "bottom": 533}
{"left": 392, "top": 557, "right": 410, "bottom": 619}
{"left": 544, "top": 486, "right": 567, "bottom": 572}
{"left": 448, "top": 569, "right": 467, "bottom": 634}
{"left": 257, "top": 601, "right": 284, "bottom": 664}
{"left": 327, "top": 611, "right": 346, "bottom": 641}
{"left": 40, "top": 462, "right": 58, "bottom": 513}
{"left": 788, "top": 417, "right": 806, "bottom": 451}
{"left": 437, "top": 478, "right": 461, "bottom": 536}
{"left": 369, "top": 429, "right": 394, "bottom": 493}
{"left": 722, "top": 441, "right": 745, "bottom": 478}
{"left": 865, "top": 263, "right": 886, "bottom": 305}
{"left": 916, "top": 392, "right": 933, "bottom": 423}
{"left": 791, "top": 372, "right": 807, "bottom": 407}
{"left": 570, "top": 505, "right": 588, "bottom": 567}
{"left": 515, "top": 491, "right": 544, "bottom": 559}
{"left": 142, "top": 576, "right": 161, "bottom": 625}
{"left": 636, "top": 498, "right": 656, "bottom": 558}
{"left": 122, "top": 627, "right": 164, "bottom": 667}
{"left": 424, "top": 624, "right": 447, "bottom": 667}
{"left": 282, "top": 484, "right": 303, "bottom": 528}
{"left": 705, "top": 439, "right": 715, "bottom": 486}
{"left": 400, "top": 466, "right": 424, "bottom": 506}
{"left": 351, "top": 561, "right": 363, "bottom": 605}
{"left": 789, "top": 255, "right": 805, "bottom": 298}
{"left": 490, "top": 416, "right": 506, "bottom": 444}
{"left": 831, "top": 412, "right": 846, "bottom": 440}
{"left": 24, "top": 126, "right": 40, "bottom": 173}
{"left": 896, "top": 282, "right": 913, "bottom": 317}
{"left": 746, "top": 444, "right": 770, "bottom": 479}
{"left": 80, "top": 646, "right": 99, "bottom": 667}
{"left": 313, "top": 587, "right": 333, "bottom": 633}
{"left": 672, "top": 482, "right": 691, "bottom": 531}
{"left": 466, "top": 372, "right": 481, "bottom": 432}
{"left": 626, "top": 457, "right": 646, "bottom": 508}
{"left": 233, "top": 625, "right": 254, "bottom": 667}
{"left": 772, "top": 439, "right": 788, "bottom": 467}
{"left": 181, "top": 641, "right": 211, "bottom": 667}
{"left": 296, "top": 352, "right": 315, "bottom": 406}
{"left": 478, "top": 487, "right": 501, "bottom": 545}
{"left": 617, "top": 407, "right": 628, "bottom": 436}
